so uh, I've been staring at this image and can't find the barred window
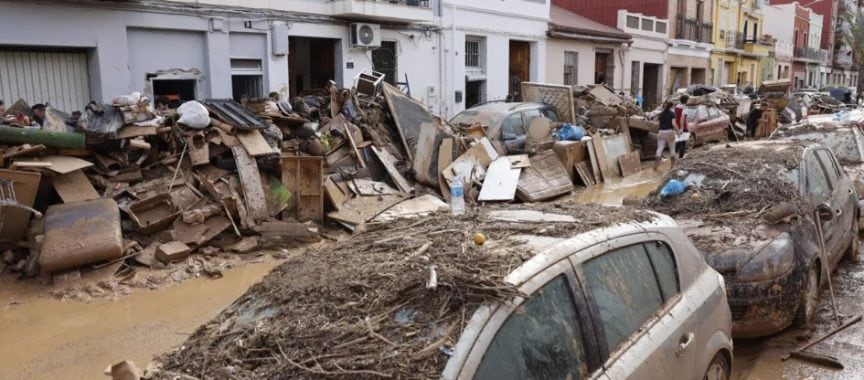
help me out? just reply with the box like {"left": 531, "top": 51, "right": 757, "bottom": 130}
{"left": 466, "top": 38, "right": 482, "bottom": 68}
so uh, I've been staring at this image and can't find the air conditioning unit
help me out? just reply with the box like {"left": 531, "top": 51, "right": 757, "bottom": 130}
{"left": 350, "top": 23, "right": 381, "bottom": 49}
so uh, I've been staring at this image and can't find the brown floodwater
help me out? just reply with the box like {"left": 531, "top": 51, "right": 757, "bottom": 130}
{"left": 0, "top": 261, "right": 280, "bottom": 380}
{"left": 571, "top": 163, "right": 665, "bottom": 206}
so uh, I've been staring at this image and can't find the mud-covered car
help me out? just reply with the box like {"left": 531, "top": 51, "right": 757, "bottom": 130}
{"left": 771, "top": 118, "right": 864, "bottom": 227}
{"left": 450, "top": 102, "right": 560, "bottom": 154}
{"left": 158, "top": 205, "right": 733, "bottom": 380}
{"left": 644, "top": 141, "right": 859, "bottom": 337}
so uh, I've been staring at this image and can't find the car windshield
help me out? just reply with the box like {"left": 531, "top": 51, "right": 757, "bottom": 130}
{"left": 450, "top": 109, "right": 501, "bottom": 127}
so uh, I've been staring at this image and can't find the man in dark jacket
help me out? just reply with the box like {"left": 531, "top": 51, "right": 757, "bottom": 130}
{"left": 747, "top": 103, "right": 764, "bottom": 138}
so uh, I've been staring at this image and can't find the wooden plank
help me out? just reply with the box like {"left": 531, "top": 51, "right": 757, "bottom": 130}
{"left": 214, "top": 126, "right": 240, "bottom": 147}
{"left": 236, "top": 129, "right": 274, "bottom": 157}
{"left": 437, "top": 137, "right": 454, "bottom": 200}
{"left": 118, "top": 125, "right": 158, "bottom": 139}
{"left": 282, "top": 156, "right": 324, "bottom": 223}
{"left": 382, "top": 82, "right": 436, "bottom": 161}
{"left": 330, "top": 115, "right": 366, "bottom": 168}
{"left": 478, "top": 157, "right": 521, "bottom": 201}
{"left": 574, "top": 161, "right": 596, "bottom": 186}
{"left": 327, "top": 193, "right": 408, "bottom": 226}
{"left": 53, "top": 169, "right": 99, "bottom": 202}
{"left": 589, "top": 136, "right": 607, "bottom": 183}
{"left": 2, "top": 144, "right": 46, "bottom": 160}
{"left": 31, "top": 155, "right": 93, "bottom": 174}
{"left": 324, "top": 177, "right": 348, "bottom": 211}
{"left": 231, "top": 146, "right": 268, "bottom": 223}
{"left": 372, "top": 146, "right": 413, "bottom": 194}
{"left": 372, "top": 195, "right": 448, "bottom": 222}
{"left": 618, "top": 151, "right": 642, "bottom": 177}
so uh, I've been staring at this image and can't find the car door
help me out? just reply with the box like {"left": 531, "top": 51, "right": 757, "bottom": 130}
{"left": 804, "top": 150, "right": 841, "bottom": 259}
{"left": 574, "top": 238, "right": 699, "bottom": 379}
{"left": 816, "top": 149, "right": 855, "bottom": 263}
{"left": 706, "top": 106, "right": 723, "bottom": 141}
{"left": 458, "top": 259, "right": 605, "bottom": 380}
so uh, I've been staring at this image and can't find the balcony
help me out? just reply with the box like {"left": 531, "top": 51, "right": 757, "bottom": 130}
{"left": 331, "top": 0, "right": 434, "bottom": 23}
{"left": 795, "top": 47, "right": 828, "bottom": 62}
{"left": 675, "top": 15, "right": 713, "bottom": 43}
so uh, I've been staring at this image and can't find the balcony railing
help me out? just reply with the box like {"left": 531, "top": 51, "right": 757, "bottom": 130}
{"left": 835, "top": 52, "right": 854, "bottom": 68}
{"left": 331, "top": 0, "right": 433, "bottom": 22}
{"left": 795, "top": 47, "right": 828, "bottom": 61}
{"left": 726, "top": 31, "right": 772, "bottom": 50}
{"left": 675, "top": 15, "right": 713, "bottom": 43}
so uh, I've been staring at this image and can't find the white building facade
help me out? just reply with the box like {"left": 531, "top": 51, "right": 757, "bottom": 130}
{"left": 617, "top": 11, "right": 669, "bottom": 109}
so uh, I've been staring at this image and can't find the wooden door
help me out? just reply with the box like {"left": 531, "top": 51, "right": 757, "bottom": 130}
{"left": 509, "top": 41, "right": 531, "bottom": 97}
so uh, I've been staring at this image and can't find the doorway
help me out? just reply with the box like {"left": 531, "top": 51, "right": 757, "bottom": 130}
{"left": 642, "top": 63, "right": 661, "bottom": 110}
{"left": 594, "top": 48, "right": 615, "bottom": 88}
{"left": 508, "top": 40, "right": 531, "bottom": 99}
{"left": 151, "top": 79, "right": 196, "bottom": 106}
{"left": 289, "top": 37, "right": 339, "bottom": 95}
{"left": 373, "top": 41, "right": 398, "bottom": 85}
{"left": 465, "top": 80, "right": 485, "bottom": 108}
{"left": 691, "top": 68, "right": 707, "bottom": 85}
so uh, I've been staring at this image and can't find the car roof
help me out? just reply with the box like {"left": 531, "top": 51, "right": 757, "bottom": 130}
{"left": 461, "top": 101, "right": 548, "bottom": 114}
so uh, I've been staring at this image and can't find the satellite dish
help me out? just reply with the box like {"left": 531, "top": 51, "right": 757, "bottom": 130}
{"left": 358, "top": 25, "right": 375, "bottom": 45}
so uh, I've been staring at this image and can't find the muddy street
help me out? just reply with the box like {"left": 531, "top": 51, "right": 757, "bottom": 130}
{"left": 0, "top": 261, "right": 281, "bottom": 380}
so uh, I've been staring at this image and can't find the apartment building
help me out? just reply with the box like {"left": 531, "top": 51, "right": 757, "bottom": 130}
{"left": 711, "top": 0, "right": 773, "bottom": 88}
{"left": 763, "top": 2, "right": 827, "bottom": 90}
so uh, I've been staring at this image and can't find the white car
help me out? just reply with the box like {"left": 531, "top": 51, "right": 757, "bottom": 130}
{"left": 444, "top": 212, "right": 733, "bottom": 379}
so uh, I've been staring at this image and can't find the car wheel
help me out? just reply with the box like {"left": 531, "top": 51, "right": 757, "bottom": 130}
{"left": 794, "top": 264, "right": 820, "bottom": 328}
{"left": 703, "top": 352, "right": 730, "bottom": 380}
{"left": 687, "top": 133, "right": 697, "bottom": 150}
{"left": 846, "top": 220, "right": 860, "bottom": 262}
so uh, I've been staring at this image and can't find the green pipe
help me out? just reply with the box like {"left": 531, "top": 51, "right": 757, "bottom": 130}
{"left": 0, "top": 125, "right": 85, "bottom": 149}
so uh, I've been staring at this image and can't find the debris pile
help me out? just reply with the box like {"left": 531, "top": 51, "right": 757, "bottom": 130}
{"left": 155, "top": 204, "right": 653, "bottom": 379}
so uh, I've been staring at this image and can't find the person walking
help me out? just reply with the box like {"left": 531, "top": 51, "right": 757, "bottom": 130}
{"left": 674, "top": 95, "right": 690, "bottom": 159}
{"left": 654, "top": 101, "right": 680, "bottom": 170}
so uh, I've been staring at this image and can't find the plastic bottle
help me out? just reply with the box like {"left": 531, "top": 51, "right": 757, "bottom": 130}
{"left": 450, "top": 176, "right": 465, "bottom": 215}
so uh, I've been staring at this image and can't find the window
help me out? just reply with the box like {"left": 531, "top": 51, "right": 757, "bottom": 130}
{"left": 641, "top": 19, "right": 654, "bottom": 31}
{"left": 231, "top": 58, "right": 263, "bottom": 101}
{"left": 541, "top": 108, "right": 561, "bottom": 122}
{"left": 806, "top": 153, "right": 832, "bottom": 205}
{"left": 583, "top": 244, "right": 665, "bottom": 354}
{"left": 656, "top": 22, "right": 667, "bottom": 34}
{"left": 707, "top": 106, "right": 720, "bottom": 119}
{"left": 373, "top": 41, "right": 398, "bottom": 85}
{"left": 816, "top": 150, "right": 841, "bottom": 187}
{"left": 626, "top": 16, "right": 639, "bottom": 29}
{"left": 644, "top": 242, "right": 679, "bottom": 301}
{"left": 523, "top": 109, "right": 543, "bottom": 126}
{"left": 696, "top": 105, "right": 708, "bottom": 121}
{"left": 466, "top": 37, "right": 483, "bottom": 69}
{"left": 501, "top": 113, "right": 525, "bottom": 139}
{"left": 564, "top": 51, "right": 579, "bottom": 86}
{"left": 475, "top": 275, "right": 588, "bottom": 380}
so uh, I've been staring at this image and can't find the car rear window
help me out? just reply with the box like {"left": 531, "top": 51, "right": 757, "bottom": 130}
{"left": 779, "top": 129, "right": 863, "bottom": 165}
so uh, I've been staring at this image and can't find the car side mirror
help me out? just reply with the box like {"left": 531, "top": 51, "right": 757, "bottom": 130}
{"left": 817, "top": 203, "right": 834, "bottom": 221}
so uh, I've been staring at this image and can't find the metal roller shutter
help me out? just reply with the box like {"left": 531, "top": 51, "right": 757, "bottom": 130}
{"left": 0, "top": 50, "right": 91, "bottom": 113}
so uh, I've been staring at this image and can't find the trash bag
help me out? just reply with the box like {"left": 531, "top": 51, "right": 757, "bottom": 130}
{"left": 659, "top": 179, "right": 687, "bottom": 197}
{"left": 112, "top": 91, "right": 143, "bottom": 107}
{"left": 555, "top": 124, "right": 584, "bottom": 141}
{"left": 177, "top": 101, "right": 211, "bottom": 129}
{"left": 688, "top": 84, "right": 717, "bottom": 96}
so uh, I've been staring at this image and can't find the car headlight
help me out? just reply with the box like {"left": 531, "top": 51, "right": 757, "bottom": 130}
{"left": 734, "top": 233, "right": 795, "bottom": 283}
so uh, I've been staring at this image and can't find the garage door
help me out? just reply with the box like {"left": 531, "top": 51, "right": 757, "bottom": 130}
{"left": 0, "top": 50, "right": 91, "bottom": 113}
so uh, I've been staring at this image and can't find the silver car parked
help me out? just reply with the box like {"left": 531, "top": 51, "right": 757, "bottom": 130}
{"left": 444, "top": 212, "right": 733, "bottom": 380}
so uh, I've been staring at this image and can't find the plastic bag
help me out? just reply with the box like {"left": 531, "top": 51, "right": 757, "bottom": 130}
{"left": 177, "top": 101, "right": 211, "bottom": 129}
{"left": 112, "top": 91, "right": 142, "bottom": 106}
{"left": 555, "top": 124, "right": 584, "bottom": 141}
{"left": 659, "top": 179, "right": 687, "bottom": 197}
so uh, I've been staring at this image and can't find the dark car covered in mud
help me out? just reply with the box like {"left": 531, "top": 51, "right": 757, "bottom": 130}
{"left": 644, "top": 141, "right": 859, "bottom": 337}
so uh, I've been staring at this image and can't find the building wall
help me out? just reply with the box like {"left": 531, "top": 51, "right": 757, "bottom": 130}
{"left": 0, "top": 0, "right": 446, "bottom": 114}
{"left": 551, "top": 0, "right": 668, "bottom": 28}
{"left": 441, "top": 0, "right": 549, "bottom": 116}
{"left": 545, "top": 39, "right": 620, "bottom": 88}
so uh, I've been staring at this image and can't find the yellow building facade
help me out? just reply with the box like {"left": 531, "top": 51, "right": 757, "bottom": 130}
{"left": 711, "top": 0, "right": 774, "bottom": 88}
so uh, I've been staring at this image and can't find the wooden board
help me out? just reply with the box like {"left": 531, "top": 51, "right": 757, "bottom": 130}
{"left": 33, "top": 155, "right": 93, "bottom": 174}
{"left": 237, "top": 130, "right": 273, "bottom": 157}
{"left": 372, "top": 146, "right": 413, "bottom": 194}
{"left": 2, "top": 144, "right": 46, "bottom": 160}
{"left": 0, "top": 169, "right": 41, "bottom": 244}
{"left": 214, "top": 127, "right": 240, "bottom": 147}
{"left": 437, "top": 137, "right": 454, "bottom": 200}
{"left": 282, "top": 156, "right": 324, "bottom": 223}
{"left": 327, "top": 193, "right": 408, "bottom": 226}
{"left": 118, "top": 125, "right": 158, "bottom": 139}
{"left": 53, "top": 170, "right": 99, "bottom": 203}
{"left": 516, "top": 150, "right": 574, "bottom": 202}
{"left": 618, "top": 151, "right": 642, "bottom": 177}
{"left": 329, "top": 115, "right": 365, "bottom": 168}
{"left": 231, "top": 146, "right": 268, "bottom": 223}
{"left": 478, "top": 157, "right": 521, "bottom": 201}
{"left": 372, "top": 195, "right": 448, "bottom": 222}
{"left": 324, "top": 177, "right": 348, "bottom": 211}
{"left": 574, "top": 161, "right": 596, "bottom": 186}
{"left": 589, "top": 136, "right": 607, "bottom": 183}
{"left": 552, "top": 141, "right": 587, "bottom": 180}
